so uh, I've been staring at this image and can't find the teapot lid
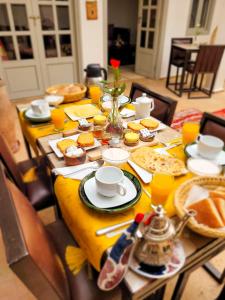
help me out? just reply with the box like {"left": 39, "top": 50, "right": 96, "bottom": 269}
{"left": 136, "top": 93, "right": 152, "bottom": 104}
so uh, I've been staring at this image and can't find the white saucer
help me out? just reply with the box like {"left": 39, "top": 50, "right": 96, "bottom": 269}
{"left": 130, "top": 241, "right": 185, "bottom": 279}
{"left": 185, "top": 143, "right": 225, "bottom": 165}
{"left": 84, "top": 177, "right": 137, "bottom": 209}
{"left": 25, "top": 108, "right": 51, "bottom": 119}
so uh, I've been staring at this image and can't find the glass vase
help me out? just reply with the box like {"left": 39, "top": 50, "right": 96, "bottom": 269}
{"left": 105, "top": 96, "right": 123, "bottom": 139}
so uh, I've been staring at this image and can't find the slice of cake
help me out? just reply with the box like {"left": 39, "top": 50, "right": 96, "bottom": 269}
{"left": 127, "top": 122, "right": 145, "bottom": 132}
{"left": 57, "top": 139, "right": 77, "bottom": 154}
{"left": 77, "top": 132, "right": 94, "bottom": 147}
{"left": 188, "top": 198, "right": 224, "bottom": 228}
{"left": 140, "top": 118, "right": 159, "bottom": 129}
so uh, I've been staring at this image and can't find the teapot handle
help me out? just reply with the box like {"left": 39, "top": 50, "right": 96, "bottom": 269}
{"left": 101, "top": 68, "right": 108, "bottom": 80}
{"left": 196, "top": 134, "right": 203, "bottom": 143}
{"left": 150, "top": 99, "right": 155, "bottom": 111}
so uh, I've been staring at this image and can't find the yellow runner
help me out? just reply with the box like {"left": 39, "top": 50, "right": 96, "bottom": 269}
{"left": 18, "top": 99, "right": 92, "bottom": 155}
{"left": 54, "top": 145, "right": 193, "bottom": 271}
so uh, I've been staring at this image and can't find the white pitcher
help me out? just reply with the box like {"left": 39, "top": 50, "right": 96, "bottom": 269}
{"left": 133, "top": 93, "right": 154, "bottom": 119}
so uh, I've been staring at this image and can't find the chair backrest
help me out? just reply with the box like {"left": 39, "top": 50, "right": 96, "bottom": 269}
{"left": 0, "top": 133, "right": 25, "bottom": 192}
{"left": 193, "top": 45, "right": 225, "bottom": 74}
{"left": 0, "top": 165, "right": 70, "bottom": 300}
{"left": 129, "top": 83, "right": 177, "bottom": 126}
{"left": 200, "top": 112, "right": 225, "bottom": 143}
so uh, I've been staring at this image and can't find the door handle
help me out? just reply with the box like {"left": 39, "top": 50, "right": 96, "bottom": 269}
{"left": 29, "top": 16, "right": 40, "bottom": 26}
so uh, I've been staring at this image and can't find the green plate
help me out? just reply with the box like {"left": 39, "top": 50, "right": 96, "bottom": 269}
{"left": 79, "top": 170, "right": 142, "bottom": 213}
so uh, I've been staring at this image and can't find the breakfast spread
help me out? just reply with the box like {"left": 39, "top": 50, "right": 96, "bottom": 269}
{"left": 127, "top": 122, "right": 145, "bottom": 132}
{"left": 188, "top": 187, "right": 225, "bottom": 228}
{"left": 77, "top": 132, "right": 94, "bottom": 147}
{"left": 57, "top": 139, "right": 77, "bottom": 154}
{"left": 140, "top": 118, "right": 159, "bottom": 129}
{"left": 139, "top": 129, "right": 155, "bottom": 142}
{"left": 131, "top": 147, "right": 186, "bottom": 176}
{"left": 124, "top": 132, "right": 139, "bottom": 146}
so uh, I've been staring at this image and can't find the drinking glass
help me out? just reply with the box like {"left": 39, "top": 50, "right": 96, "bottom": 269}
{"left": 51, "top": 109, "right": 65, "bottom": 131}
{"left": 182, "top": 122, "right": 200, "bottom": 146}
{"left": 89, "top": 85, "right": 102, "bottom": 106}
{"left": 150, "top": 173, "right": 174, "bottom": 206}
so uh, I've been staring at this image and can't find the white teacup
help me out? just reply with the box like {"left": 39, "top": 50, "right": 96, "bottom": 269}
{"left": 31, "top": 99, "right": 50, "bottom": 116}
{"left": 95, "top": 166, "right": 127, "bottom": 197}
{"left": 197, "top": 135, "right": 224, "bottom": 159}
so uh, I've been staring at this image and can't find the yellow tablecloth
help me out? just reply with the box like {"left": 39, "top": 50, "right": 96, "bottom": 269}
{"left": 18, "top": 99, "right": 92, "bottom": 155}
{"left": 54, "top": 145, "right": 193, "bottom": 271}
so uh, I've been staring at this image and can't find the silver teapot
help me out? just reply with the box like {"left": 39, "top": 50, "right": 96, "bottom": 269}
{"left": 134, "top": 205, "right": 195, "bottom": 266}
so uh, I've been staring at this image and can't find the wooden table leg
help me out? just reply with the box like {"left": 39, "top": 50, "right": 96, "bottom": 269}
{"left": 203, "top": 262, "right": 225, "bottom": 284}
{"left": 171, "top": 272, "right": 190, "bottom": 300}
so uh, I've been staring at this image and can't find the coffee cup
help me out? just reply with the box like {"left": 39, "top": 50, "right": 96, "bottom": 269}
{"left": 31, "top": 99, "right": 50, "bottom": 116}
{"left": 197, "top": 135, "right": 224, "bottom": 159}
{"left": 95, "top": 166, "right": 127, "bottom": 197}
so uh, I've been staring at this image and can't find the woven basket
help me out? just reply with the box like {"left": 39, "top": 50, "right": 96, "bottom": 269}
{"left": 174, "top": 176, "right": 225, "bottom": 238}
{"left": 46, "top": 83, "right": 87, "bottom": 103}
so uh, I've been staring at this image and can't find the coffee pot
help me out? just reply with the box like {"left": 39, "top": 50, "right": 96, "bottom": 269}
{"left": 132, "top": 93, "right": 154, "bottom": 119}
{"left": 134, "top": 205, "right": 195, "bottom": 266}
{"left": 84, "top": 64, "right": 107, "bottom": 88}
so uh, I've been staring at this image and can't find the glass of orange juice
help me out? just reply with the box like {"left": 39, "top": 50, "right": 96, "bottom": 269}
{"left": 89, "top": 85, "right": 102, "bottom": 105}
{"left": 182, "top": 122, "right": 200, "bottom": 146}
{"left": 51, "top": 109, "right": 65, "bottom": 131}
{"left": 150, "top": 173, "right": 174, "bottom": 206}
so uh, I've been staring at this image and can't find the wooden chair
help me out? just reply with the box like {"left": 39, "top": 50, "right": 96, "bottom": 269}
{"left": 186, "top": 45, "right": 225, "bottom": 98}
{"left": 0, "top": 165, "right": 120, "bottom": 300}
{"left": 129, "top": 82, "right": 177, "bottom": 126}
{"left": 0, "top": 133, "right": 54, "bottom": 211}
{"left": 200, "top": 112, "right": 225, "bottom": 143}
{"left": 166, "top": 37, "right": 193, "bottom": 91}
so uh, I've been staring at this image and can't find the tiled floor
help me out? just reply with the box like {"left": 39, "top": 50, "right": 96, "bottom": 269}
{"left": 1, "top": 74, "right": 225, "bottom": 299}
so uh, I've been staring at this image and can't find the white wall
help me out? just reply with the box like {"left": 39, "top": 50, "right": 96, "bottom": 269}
{"left": 108, "top": 0, "right": 138, "bottom": 44}
{"left": 160, "top": 0, "right": 225, "bottom": 91}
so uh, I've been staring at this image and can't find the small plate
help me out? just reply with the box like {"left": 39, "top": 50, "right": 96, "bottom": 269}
{"left": 130, "top": 241, "right": 185, "bottom": 279}
{"left": 79, "top": 170, "right": 142, "bottom": 213}
{"left": 49, "top": 134, "right": 101, "bottom": 158}
{"left": 24, "top": 108, "right": 51, "bottom": 123}
{"left": 102, "top": 94, "right": 130, "bottom": 106}
{"left": 185, "top": 143, "right": 225, "bottom": 165}
{"left": 123, "top": 117, "right": 167, "bottom": 133}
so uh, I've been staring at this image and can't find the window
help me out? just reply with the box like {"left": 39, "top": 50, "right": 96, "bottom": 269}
{"left": 187, "top": 0, "right": 215, "bottom": 35}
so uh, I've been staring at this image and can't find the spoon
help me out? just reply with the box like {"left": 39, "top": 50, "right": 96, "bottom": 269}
{"left": 64, "top": 159, "right": 104, "bottom": 176}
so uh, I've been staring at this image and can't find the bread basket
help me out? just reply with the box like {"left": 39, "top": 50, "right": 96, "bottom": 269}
{"left": 46, "top": 83, "right": 87, "bottom": 103}
{"left": 174, "top": 176, "right": 225, "bottom": 238}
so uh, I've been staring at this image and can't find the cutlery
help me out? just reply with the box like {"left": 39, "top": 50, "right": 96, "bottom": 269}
{"left": 96, "top": 219, "right": 134, "bottom": 236}
{"left": 31, "top": 122, "right": 52, "bottom": 128}
{"left": 128, "top": 160, "right": 152, "bottom": 184}
{"left": 63, "top": 159, "right": 104, "bottom": 176}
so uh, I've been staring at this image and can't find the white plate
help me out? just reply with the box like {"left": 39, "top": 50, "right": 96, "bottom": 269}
{"left": 130, "top": 241, "right": 185, "bottom": 279}
{"left": 25, "top": 108, "right": 51, "bottom": 119}
{"left": 123, "top": 117, "right": 167, "bottom": 133}
{"left": 185, "top": 143, "right": 225, "bottom": 165}
{"left": 48, "top": 134, "right": 101, "bottom": 158}
{"left": 102, "top": 148, "right": 130, "bottom": 166}
{"left": 187, "top": 158, "right": 222, "bottom": 176}
{"left": 84, "top": 176, "right": 137, "bottom": 208}
{"left": 128, "top": 160, "right": 152, "bottom": 184}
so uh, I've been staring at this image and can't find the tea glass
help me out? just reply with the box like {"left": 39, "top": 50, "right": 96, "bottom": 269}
{"left": 89, "top": 85, "right": 102, "bottom": 106}
{"left": 51, "top": 109, "right": 65, "bottom": 131}
{"left": 150, "top": 172, "right": 174, "bottom": 206}
{"left": 182, "top": 122, "right": 200, "bottom": 146}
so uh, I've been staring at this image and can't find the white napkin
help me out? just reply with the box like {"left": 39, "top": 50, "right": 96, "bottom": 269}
{"left": 52, "top": 162, "right": 97, "bottom": 180}
{"left": 120, "top": 108, "right": 135, "bottom": 118}
{"left": 184, "top": 185, "right": 209, "bottom": 207}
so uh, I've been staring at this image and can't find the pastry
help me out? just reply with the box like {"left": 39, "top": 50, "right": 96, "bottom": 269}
{"left": 140, "top": 118, "right": 159, "bottom": 129}
{"left": 93, "top": 115, "right": 107, "bottom": 126}
{"left": 124, "top": 132, "right": 139, "bottom": 146}
{"left": 188, "top": 198, "right": 224, "bottom": 228}
{"left": 131, "top": 147, "right": 186, "bottom": 176}
{"left": 77, "top": 132, "right": 94, "bottom": 147}
{"left": 78, "top": 118, "right": 92, "bottom": 131}
{"left": 212, "top": 197, "right": 225, "bottom": 224}
{"left": 57, "top": 139, "right": 77, "bottom": 154}
{"left": 64, "top": 146, "right": 86, "bottom": 166}
{"left": 139, "top": 129, "right": 155, "bottom": 142}
{"left": 127, "top": 122, "right": 145, "bottom": 132}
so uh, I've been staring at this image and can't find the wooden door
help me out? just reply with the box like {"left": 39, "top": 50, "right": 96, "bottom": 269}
{"left": 33, "top": 0, "right": 78, "bottom": 88}
{"left": 0, "top": 0, "right": 44, "bottom": 98}
{"left": 135, "top": 0, "right": 162, "bottom": 78}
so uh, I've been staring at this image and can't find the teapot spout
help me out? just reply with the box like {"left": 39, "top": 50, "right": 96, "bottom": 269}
{"left": 175, "top": 210, "right": 196, "bottom": 239}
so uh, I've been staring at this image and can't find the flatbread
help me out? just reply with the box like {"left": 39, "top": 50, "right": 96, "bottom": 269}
{"left": 131, "top": 147, "right": 186, "bottom": 176}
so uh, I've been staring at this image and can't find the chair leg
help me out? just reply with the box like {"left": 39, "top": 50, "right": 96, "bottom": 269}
{"left": 171, "top": 271, "right": 190, "bottom": 300}
{"left": 24, "top": 137, "right": 32, "bottom": 159}
{"left": 203, "top": 262, "right": 225, "bottom": 284}
{"left": 175, "top": 67, "right": 180, "bottom": 90}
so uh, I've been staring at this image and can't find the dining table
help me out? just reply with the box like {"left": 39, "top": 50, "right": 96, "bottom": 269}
{"left": 17, "top": 99, "right": 225, "bottom": 300}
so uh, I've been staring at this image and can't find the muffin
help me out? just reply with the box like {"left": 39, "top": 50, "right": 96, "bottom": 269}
{"left": 64, "top": 146, "right": 86, "bottom": 166}
{"left": 140, "top": 129, "right": 156, "bottom": 142}
{"left": 124, "top": 132, "right": 139, "bottom": 146}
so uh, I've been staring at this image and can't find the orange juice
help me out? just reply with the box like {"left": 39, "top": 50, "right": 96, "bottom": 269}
{"left": 182, "top": 122, "right": 200, "bottom": 145}
{"left": 51, "top": 109, "right": 65, "bottom": 131}
{"left": 151, "top": 173, "right": 174, "bottom": 206}
{"left": 89, "top": 85, "right": 102, "bottom": 105}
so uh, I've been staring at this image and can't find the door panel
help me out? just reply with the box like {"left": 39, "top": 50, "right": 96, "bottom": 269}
{"left": 135, "top": 0, "right": 162, "bottom": 78}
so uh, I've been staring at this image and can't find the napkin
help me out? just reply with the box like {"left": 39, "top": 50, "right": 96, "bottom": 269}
{"left": 120, "top": 108, "right": 136, "bottom": 118}
{"left": 52, "top": 162, "right": 96, "bottom": 180}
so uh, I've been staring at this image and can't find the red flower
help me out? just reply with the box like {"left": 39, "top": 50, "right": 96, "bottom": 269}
{"left": 110, "top": 59, "right": 120, "bottom": 69}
